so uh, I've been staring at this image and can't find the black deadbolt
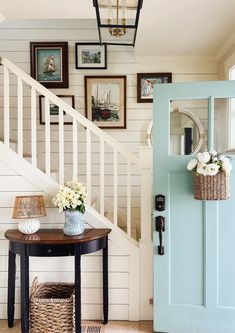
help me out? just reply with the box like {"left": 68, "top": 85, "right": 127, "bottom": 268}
{"left": 155, "top": 194, "right": 165, "bottom": 211}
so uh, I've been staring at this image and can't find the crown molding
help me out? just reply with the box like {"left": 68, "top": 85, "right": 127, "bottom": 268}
{"left": 216, "top": 30, "right": 235, "bottom": 61}
{"left": 135, "top": 54, "right": 216, "bottom": 63}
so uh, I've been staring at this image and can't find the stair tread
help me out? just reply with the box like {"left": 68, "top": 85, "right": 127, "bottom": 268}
{"left": 120, "top": 226, "right": 137, "bottom": 231}
{"left": 41, "top": 169, "right": 58, "bottom": 173}
{"left": 0, "top": 137, "right": 17, "bottom": 144}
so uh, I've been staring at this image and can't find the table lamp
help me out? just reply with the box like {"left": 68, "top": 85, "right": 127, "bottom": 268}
{"left": 12, "top": 195, "right": 46, "bottom": 234}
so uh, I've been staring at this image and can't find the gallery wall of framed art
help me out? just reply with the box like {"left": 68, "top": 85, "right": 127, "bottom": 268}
{"left": 29, "top": 39, "right": 173, "bottom": 132}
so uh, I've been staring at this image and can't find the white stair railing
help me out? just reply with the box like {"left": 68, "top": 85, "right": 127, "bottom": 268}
{"left": 0, "top": 56, "right": 151, "bottom": 241}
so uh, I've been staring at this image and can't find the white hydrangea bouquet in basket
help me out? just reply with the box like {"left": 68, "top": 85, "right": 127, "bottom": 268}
{"left": 187, "top": 150, "right": 232, "bottom": 200}
{"left": 52, "top": 181, "right": 87, "bottom": 235}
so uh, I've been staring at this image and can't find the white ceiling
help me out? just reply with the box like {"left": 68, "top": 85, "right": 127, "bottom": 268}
{"left": 1, "top": 0, "right": 235, "bottom": 57}
{"left": 136, "top": 0, "right": 235, "bottom": 57}
{"left": 0, "top": 0, "right": 95, "bottom": 19}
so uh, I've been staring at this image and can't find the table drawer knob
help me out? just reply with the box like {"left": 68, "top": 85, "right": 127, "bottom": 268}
{"left": 47, "top": 249, "right": 52, "bottom": 254}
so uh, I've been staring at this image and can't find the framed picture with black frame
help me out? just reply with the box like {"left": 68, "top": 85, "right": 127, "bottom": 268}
{"left": 39, "top": 95, "right": 74, "bottom": 125}
{"left": 75, "top": 43, "right": 107, "bottom": 69}
{"left": 137, "top": 72, "right": 172, "bottom": 103}
{"left": 30, "top": 42, "right": 69, "bottom": 88}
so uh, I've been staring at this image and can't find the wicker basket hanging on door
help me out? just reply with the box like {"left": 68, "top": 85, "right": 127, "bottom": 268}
{"left": 193, "top": 171, "right": 230, "bottom": 200}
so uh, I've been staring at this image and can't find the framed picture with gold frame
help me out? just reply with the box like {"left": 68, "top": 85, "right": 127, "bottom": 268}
{"left": 85, "top": 76, "right": 126, "bottom": 128}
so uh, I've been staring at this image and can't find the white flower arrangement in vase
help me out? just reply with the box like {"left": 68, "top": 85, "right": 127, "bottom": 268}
{"left": 187, "top": 150, "right": 232, "bottom": 176}
{"left": 187, "top": 150, "right": 232, "bottom": 200}
{"left": 52, "top": 180, "right": 87, "bottom": 213}
{"left": 52, "top": 181, "right": 87, "bottom": 235}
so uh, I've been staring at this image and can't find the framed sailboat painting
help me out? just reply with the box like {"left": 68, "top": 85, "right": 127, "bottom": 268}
{"left": 85, "top": 76, "right": 126, "bottom": 128}
{"left": 30, "top": 42, "right": 69, "bottom": 88}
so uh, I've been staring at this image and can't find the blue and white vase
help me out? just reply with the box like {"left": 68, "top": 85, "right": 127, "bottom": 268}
{"left": 63, "top": 210, "right": 84, "bottom": 235}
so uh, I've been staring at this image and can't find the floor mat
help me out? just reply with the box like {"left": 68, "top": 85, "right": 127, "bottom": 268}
{"left": 81, "top": 324, "right": 103, "bottom": 333}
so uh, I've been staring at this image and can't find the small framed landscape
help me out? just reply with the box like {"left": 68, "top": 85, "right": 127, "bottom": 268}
{"left": 30, "top": 42, "right": 69, "bottom": 88}
{"left": 75, "top": 43, "right": 107, "bottom": 69}
{"left": 85, "top": 76, "right": 126, "bottom": 128}
{"left": 137, "top": 72, "right": 172, "bottom": 103}
{"left": 39, "top": 95, "right": 74, "bottom": 125}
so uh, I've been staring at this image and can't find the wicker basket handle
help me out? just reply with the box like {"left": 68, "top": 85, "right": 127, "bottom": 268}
{"left": 30, "top": 277, "right": 39, "bottom": 297}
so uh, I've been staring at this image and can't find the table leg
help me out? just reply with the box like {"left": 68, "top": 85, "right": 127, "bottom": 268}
{"left": 75, "top": 246, "right": 81, "bottom": 333}
{"left": 8, "top": 250, "right": 16, "bottom": 328}
{"left": 20, "top": 250, "right": 29, "bottom": 333}
{"left": 103, "top": 236, "right": 109, "bottom": 324}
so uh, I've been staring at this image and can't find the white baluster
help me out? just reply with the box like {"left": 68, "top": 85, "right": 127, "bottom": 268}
{"left": 59, "top": 107, "right": 64, "bottom": 185}
{"left": 17, "top": 77, "right": 23, "bottom": 157}
{"left": 44, "top": 97, "right": 51, "bottom": 176}
{"left": 73, "top": 119, "right": 78, "bottom": 181}
{"left": 127, "top": 160, "right": 131, "bottom": 236}
{"left": 31, "top": 87, "right": 37, "bottom": 166}
{"left": 113, "top": 149, "right": 118, "bottom": 226}
{"left": 4, "top": 66, "right": 10, "bottom": 147}
{"left": 100, "top": 139, "right": 105, "bottom": 216}
{"left": 86, "top": 129, "right": 91, "bottom": 205}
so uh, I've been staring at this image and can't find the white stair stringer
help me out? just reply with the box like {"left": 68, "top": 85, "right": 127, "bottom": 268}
{"left": 0, "top": 142, "right": 140, "bottom": 320}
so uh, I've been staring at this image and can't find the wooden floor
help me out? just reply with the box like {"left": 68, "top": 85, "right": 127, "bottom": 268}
{"left": 0, "top": 320, "right": 154, "bottom": 332}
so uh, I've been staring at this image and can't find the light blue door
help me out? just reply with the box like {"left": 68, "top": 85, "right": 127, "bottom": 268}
{"left": 153, "top": 81, "right": 235, "bottom": 333}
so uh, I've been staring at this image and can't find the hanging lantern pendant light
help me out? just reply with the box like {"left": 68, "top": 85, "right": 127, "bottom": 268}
{"left": 107, "top": 0, "right": 127, "bottom": 37}
{"left": 93, "top": 0, "right": 143, "bottom": 46}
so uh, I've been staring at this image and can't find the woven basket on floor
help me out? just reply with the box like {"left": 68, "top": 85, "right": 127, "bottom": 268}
{"left": 193, "top": 171, "right": 230, "bottom": 200}
{"left": 30, "top": 277, "right": 74, "bottom": 333}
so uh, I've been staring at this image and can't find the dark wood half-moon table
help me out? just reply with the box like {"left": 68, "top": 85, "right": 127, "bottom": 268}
{"left": 4, "top": 228, "right": 112, "bottom": 333}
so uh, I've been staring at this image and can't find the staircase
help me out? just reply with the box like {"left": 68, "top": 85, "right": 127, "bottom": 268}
{"left": 0, "top": 55, "right": 152, "bottom": 241}
{"left": 0, "top": 56, "right": 153, "bottom": 320}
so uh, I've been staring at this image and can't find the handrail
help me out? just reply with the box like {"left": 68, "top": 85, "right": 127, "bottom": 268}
{"left": 0, "top": 56, "right": 139, "bottom": 166}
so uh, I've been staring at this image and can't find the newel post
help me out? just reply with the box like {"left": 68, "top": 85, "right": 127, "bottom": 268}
{"left": 139, "top": 146, "right": 152, "bottom": 242}
{"left": 139, "top": 146, "right": 153, "bottom": 320}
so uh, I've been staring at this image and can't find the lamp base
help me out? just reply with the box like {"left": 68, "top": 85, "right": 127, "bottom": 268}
{"left": 18, "top": 219, "right": 40, "bottom": 234}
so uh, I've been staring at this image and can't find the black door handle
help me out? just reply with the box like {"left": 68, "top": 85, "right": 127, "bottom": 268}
{"left": 156, "top": 216, "right": 165, "bottom": 255}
